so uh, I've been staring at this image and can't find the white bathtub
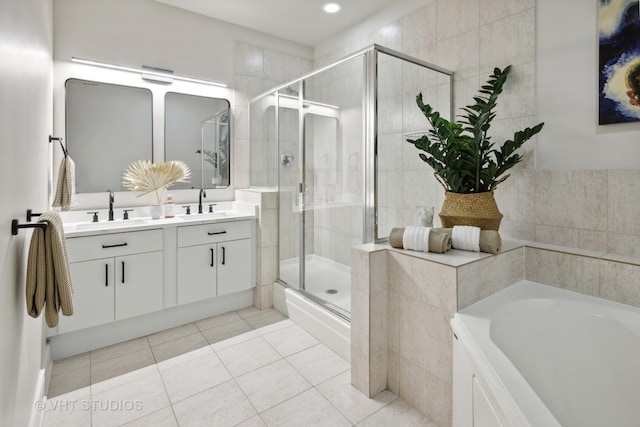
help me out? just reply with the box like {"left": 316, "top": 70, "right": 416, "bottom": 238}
{"left": 451, "top": 280, "right": 640, "bottom": 427}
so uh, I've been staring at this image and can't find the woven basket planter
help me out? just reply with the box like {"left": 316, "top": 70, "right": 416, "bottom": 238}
{"left": 439, "top": 190, "right": 503, "bottom": 231}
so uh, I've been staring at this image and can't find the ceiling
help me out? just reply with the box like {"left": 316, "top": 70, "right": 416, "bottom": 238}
{"left": 154, "top": 0, "right": 398, "bottom": 46}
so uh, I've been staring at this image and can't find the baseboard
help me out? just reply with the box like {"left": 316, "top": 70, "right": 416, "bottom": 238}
{"left": 49, "top": 290, "right": 253, "bottom": 359}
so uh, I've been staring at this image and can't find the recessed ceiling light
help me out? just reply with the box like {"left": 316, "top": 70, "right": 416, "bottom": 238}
{"left": 323, "top": 2, "right": 341, "bottom": 13}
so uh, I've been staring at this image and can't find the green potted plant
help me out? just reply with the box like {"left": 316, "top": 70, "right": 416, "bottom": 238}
{"left": 406, "top": 65, "right": 544, "bottom": 230}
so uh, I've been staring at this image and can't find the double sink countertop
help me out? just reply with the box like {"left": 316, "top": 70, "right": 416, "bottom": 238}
{"left": 61, "top": 201, "right": 257, "bottom": 238}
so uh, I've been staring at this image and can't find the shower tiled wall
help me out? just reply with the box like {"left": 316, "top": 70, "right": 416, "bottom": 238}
{"left": 233, "top": 41, "right": 313, "bottom": 189}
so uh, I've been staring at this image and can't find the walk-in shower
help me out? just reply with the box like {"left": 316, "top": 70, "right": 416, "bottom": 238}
{"left": 249, "top": 45, "right": 453, "bottom": 320}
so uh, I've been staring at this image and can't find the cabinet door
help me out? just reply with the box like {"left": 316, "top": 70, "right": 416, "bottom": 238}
{"left": 58, "top": 258, "right": 114, "bottom": 334}
{"left": 115, "top": 251, "right": 164, "bottom": 320}
{"left": 217, "top": 239, "right": 253, "bottom": 296}
{"left": 177, "top": 244, "right": 217, "bottom": 304}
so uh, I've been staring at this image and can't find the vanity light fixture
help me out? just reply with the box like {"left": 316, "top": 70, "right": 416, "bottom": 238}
{"left": 323, "top": 2, "right": 341, "bottom": 13}
{"left": 70, "top": 57, "right": 227, "bottom": 87}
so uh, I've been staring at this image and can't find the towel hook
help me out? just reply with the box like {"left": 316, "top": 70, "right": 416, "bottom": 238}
{"left": 49, "top": 135, "right": 67, "bottom": 158}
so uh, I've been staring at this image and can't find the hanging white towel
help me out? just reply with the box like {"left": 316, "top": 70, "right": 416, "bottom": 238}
{"left": 26, "top": 211, "right": 74, "bottom": 327}
{"left": 52, "top": 155, "right": 78, "bottom": 211}
{"left": 402, "top": 226, "right": 431, "bottom": 252}
{"left": 451, "top": 225, "right": 481, "bottom": 252}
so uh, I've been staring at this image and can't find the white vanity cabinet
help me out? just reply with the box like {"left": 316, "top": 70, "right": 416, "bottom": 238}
{"left": 177, "top": 220, "right": 253, "bottom": 305}
{"left": 57, "top": 229, "right": 164, "bottom": 334}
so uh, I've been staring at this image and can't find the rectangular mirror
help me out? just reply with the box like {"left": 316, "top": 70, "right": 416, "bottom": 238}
{"left": 65, "top": 79, "right": 153, "bottom": 193}
{"left": 165, "top": 92, "right": 231, "bottom": 189}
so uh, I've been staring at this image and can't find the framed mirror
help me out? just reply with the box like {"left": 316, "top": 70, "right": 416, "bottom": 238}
{"left": 165, "top": 92, "right": 231, "bottom": 189}
{"left": 65, "top": 79, "right": 153, "bottom": 193}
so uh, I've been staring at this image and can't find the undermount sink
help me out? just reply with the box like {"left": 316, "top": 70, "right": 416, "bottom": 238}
{"left": 71, "top": 218, "right": 149, "bottom": 230}
{"left": 178, "top": 211, "right": 228, "bottom": 220}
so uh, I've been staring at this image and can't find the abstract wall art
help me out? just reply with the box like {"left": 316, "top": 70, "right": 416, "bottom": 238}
{"left": 599, "top": 0, "right": 640, "bottom": 125}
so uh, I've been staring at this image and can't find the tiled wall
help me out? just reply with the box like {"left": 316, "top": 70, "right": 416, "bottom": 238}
{"left": 233, "top": 41, "right": 313, "bottom": 189}
{"left": 236, "top": 189, "right": 279, "bottom": 309}
{"left": 351, "top": 243, "right": 526, "bottom": 427}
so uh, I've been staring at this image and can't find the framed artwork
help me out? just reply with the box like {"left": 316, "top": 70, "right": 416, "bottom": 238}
{"left": 599, "top": 0, "right": 640, "bottom": 125}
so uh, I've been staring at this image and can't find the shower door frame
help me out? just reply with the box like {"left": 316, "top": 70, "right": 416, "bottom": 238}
{"left": 249, "top": 44, "right": 454, "bottom": 319}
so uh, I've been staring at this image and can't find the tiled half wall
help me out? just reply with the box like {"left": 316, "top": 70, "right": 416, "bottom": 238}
{"left": 351, "top": 240, "right": 640, "bottom": 426}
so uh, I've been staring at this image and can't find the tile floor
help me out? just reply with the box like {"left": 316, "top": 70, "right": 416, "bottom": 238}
{"left": 44, "top": 307, "right": 437, "bottom": 427}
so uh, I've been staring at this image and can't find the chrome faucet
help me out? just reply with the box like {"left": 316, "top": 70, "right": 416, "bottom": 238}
{"left": 198, "top": 188, "right": 207, "bottom": 214}
{"left": 107, "top": 190, "right": 115, "bottom": 221}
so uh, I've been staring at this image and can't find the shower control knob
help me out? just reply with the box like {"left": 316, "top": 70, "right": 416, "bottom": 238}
{"left": 281, "top": 152, "right": 294, "bottom": 168}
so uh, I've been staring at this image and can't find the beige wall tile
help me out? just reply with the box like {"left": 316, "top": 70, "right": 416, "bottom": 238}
{"left": 480, "top": 0, "right": 534, "bottom": 24}
{"left": 436, "top": 30, "right": 480, "bottom": 80}
{"left": 607, "top": 233, "right": 640, "bottom": 259}
{"left": 525, "top": 247, "right": 600, "bottom": 297}
{"left": 397, "top": 294, "right": 452, "bottom": 384}
{"left": 479, "top": 8, "right": 535, "bottom": 73}
{"left": 535, "top": 170, "right": 607, "bottom": 231}
{"left": 401, "top": 4, "right": 436, "bottom": 54}
{"left": 535, "top": 224, "right": 608, "bottom": 253}
{"left": 600, "top": 260, "right": 640, "bottom": 308}
{"left": 608, "top": 170, "right": 640, "bottom": 235}
{"left": 494, "top": 166, "right": 535, "bottom": 225}
{"left": 387, "top": 251, "right": 457, "bottom": 312}
{"left": 457, "top": 248, "right": 524, "bottom": 310}
{"left": 436, "top": 0, "right": 480, "bottom": 41}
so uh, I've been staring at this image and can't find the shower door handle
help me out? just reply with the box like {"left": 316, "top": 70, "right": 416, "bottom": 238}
{"left": 298, "top": 182, "right": 305, "bottom": 210}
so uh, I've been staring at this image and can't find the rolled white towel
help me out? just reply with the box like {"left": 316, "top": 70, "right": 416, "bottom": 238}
{"left": 452, "top": 225, "right": 481, "bottom": 252}
{"left": 402, "top": 226, "right": 431, "bottom": 252}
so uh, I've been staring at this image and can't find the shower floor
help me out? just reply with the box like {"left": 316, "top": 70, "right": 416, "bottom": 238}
{"left": 279, "top": 254, "right": 351, "bottom": 314}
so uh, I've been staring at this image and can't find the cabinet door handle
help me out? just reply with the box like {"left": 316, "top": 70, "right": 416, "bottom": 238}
{"left": 102, "top": 242, "right": 128, "bottom": 249}
{"left": 210, "top": 248, "right": 214, "bottom": 267}
{"left": 207, "top": 231, "right": 227, "bottom": 236}
{"left": 105, "top": 264, "right": 109, "bottom": 287}
{"left": 221, "top": 246, "right": 226, "bottom": 265}
{"left": 121, "top": 261, "right": 125, "bottom": 284}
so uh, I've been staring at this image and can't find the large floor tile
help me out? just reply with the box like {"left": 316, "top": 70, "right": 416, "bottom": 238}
{"left": 51, "top": 352, "right": 90, "bottom": 376}
{"left": 90, "top": 347, "right": 156, "bottom": 388}
{"left": 317, "top": 371, "right": 397, "bottom": 424}
{"left": 146, "top": 322, "right": 200, "bottom": 347}
{"left": 262, "top": 324, "right": 320, "bottom": 357}
{"left": 121, "top": 406, "right": 178, "bottom": 426}
{"left": 90, "top": 336, "right": 150, "bottom": 364}
{"left": 43, "top": 386, "right": 91, "bottom": 427}
{"left": 236, "top": 305, "right": 262, "bottom": 318}
{"left": 201, "top": 318, "right": 253, "bottom": 345}
{"left": 356, "top": 398, "right": 436, "bottom": 427}
{"left": 216, "top": 336, "right": 282, "bottom": 377}
{"left": 150, "top": 330, "right": 209, "bottom": 363}
{"left": 260, "top": 388, "right": 351, "bottom": 427}
{"left": 236, "top": 415, "right": 267, "bottom": 427}
{"left": 235, "top": 359, "right": 311, "bottom": 412}
{"left": 244, "top": 309, "right": 287, "bottom": 330}
{"left": 172, "top": 379, "right": 257, "bottom": 427}
{"left": 48, "top": 359, "right": 90, "bottom": 398}
{"left": 253, "top": 318, "right": 295, "bottom": 336}
{"left": 210, "top": 328, "right": 259, "bottom": 352}
{"left": 286, "top": 344, "right": 350, "bottom": 385}
{"left": 195, "top": 311, "right": 243, "bottom": 331}
{"left": 159, "top": 349, "right": 232, "bottom": 403}
{"left": 91, "top": 369, "right": 170, "bottom": 427}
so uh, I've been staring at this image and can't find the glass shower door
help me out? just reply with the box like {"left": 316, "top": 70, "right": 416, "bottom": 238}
{"left": 277, "top": 86, "right": 303, "bottom": 290}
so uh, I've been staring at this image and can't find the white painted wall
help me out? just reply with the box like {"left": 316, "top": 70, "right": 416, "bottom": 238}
{"left": 53, "top": 0, "right": 312, "bottom": 84}
{"left": 536, "top": 0, "right": 640, "bottom": 170}
{"left": 53, "top": 0, "right": 312, "bottom": 208}
{"left": 0, "top": 1, "right": 53, "bottom": 426}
